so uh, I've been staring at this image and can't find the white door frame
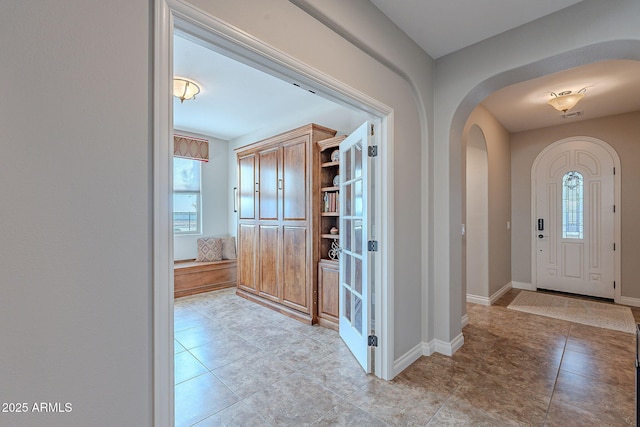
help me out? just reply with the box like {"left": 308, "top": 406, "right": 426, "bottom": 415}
{"left": 530, "top": 136, "right": 621, "bottom": 302}
{"left": 154, "top": 1, "right": 394, "bottom": 424}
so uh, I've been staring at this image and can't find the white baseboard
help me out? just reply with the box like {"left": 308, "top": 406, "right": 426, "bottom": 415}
{"left": 467, "top": 282, "right": 512, "bottom": 306}
{"left": 461, "top": 314, "right": 469, "bottom": 328}
{"left": 434, "top": 333, "right": 464, "bottom": 356}
{"left": 511, "top": 281, "right": 535, "bottom": 291}
{"left": 466, "top": 293, "right": 490, "bottom": 306}
{"left": 392, "top": 342, "right": 423, "bottom": 377}
{"left": 619, "top": 296, "right": 640, "bottom": 308}
{"left": 422, "top": 340, "right": 436, "bottom": 356}
{"left": 394, "top": 334, "right": 465, "bottom": 376}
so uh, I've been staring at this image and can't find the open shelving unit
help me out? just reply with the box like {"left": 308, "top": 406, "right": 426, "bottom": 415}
{"left": 316, "top": 135, "right": 346, "bottom": 329}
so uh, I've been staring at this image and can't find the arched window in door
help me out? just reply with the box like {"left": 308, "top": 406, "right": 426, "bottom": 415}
{"left": 562, "top": 171, "right": 583, "bottom": 239}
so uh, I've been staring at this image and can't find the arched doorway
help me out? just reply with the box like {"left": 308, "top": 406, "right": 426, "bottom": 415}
{"left": 447, "top": 41, "right": 640, "bottom": 333}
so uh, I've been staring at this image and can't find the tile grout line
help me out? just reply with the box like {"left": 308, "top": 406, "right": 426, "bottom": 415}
{"left": 542, "top": 323, "right": 571, "bottom": 426}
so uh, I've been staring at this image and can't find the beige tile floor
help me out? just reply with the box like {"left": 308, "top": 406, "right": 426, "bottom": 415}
{"left": 174, "top": 288, "right": 637, "bottom": 426}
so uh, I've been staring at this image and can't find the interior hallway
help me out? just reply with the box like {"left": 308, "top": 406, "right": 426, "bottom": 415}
{"left": 174, "top": 288, "right": 636, "bottom": 426}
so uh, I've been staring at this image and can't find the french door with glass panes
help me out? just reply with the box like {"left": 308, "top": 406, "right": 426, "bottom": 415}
{"left": 338, "top": 121, "right": 372, "bottom": 372}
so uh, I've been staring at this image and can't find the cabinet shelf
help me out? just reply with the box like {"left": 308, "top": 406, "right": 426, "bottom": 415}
{"left": 321, "top": 161, "right": 339, "bottom": 168}
{"left": 317, "top": 134, "right": 345, "bottom": 330}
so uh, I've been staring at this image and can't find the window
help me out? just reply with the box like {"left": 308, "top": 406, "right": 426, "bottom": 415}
{"left": 562, "top": 171, "right": 583, "bottom": 239}
{"left": 173, "top": 157, "right": 201, "bottom": 234}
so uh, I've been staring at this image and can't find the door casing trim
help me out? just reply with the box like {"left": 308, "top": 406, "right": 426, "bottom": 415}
{"left": 154, "top": 1, "right": 395, "bottom": 424}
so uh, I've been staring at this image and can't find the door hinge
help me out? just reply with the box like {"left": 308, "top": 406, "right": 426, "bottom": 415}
{"left": 368, "top": 145, "right": 378, "bottom": 157}
{"left": 370, "top": 123, "right": 375, "bottom": 136}
{"left": 614, "top": 167, "right": 616, "bottom": 175}
{"left": 368, "top": 240, "right": 378, "bottom": 252}
{"left": 614, "top": 281, "right": 616, "bottom": 289}
{"left": 614, "top": 243, "right": 616, "bottom": 251}
{"left": 368, "top": 335, "right": 378, "bottom": 347}
{"left": 613, "top": 204, "right": 616, "bottom": 213}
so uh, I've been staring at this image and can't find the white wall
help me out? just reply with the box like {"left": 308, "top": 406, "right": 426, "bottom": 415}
{"left": 0, "top": 1, "right": 152, "bottom": 426}
{"left": 174, "top": 133, "right": 230, "bottom": 261}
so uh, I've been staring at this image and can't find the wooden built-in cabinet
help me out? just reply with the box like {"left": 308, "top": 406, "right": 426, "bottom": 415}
{"left": 235, "top": 124, "right": 337, "bottom": 324}
{"left": 316, "top": 135, "right": 346, "bottom": 329}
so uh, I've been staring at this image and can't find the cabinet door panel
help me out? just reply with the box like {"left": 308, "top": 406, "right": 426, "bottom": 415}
{"left": 238, "top": 224, "right": 257, "bottom": 292}
{"left": 282, "top": 226, "right": 308, "bottom": 312}
{"left": 318, "top": 262, "right": 339, "bottom": 321}
{"left": 258, "top": 225, "right": 280, "bottom": 301}
{"left": 259, "top": 148, "right": 279, "bottom": 220}
{"left": 282, "top": 138, "right": 308, "bottom": 221}
{"left": 238, "top": 154, "right": 256, "bottom": 220}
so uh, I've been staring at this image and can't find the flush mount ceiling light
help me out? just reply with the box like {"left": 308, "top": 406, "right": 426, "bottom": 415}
{"left": 547, "top": 88, "right": 586, "bottom": 113}
{"left": 173, "top": 77, "right": 201, "bottom": 103}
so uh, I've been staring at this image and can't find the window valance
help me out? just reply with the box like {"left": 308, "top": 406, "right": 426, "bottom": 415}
{"left": 174, "top": 134, "right": 209, "bottom": 162}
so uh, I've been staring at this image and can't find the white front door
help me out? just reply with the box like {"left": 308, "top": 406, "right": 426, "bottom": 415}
{"left": 339, "top": 121, "right": 372, "bottom": 372}
{"left": 534, "top": 139, "right": 616, "bottom": 299}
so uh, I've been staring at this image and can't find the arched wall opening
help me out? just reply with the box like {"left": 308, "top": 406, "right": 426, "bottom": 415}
{"left": 447, "top": 40, "right": 640, "bottom": 333}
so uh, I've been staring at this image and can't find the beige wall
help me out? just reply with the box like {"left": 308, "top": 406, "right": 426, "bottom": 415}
{"left": 511, "top": 111, "right": 640, "bottom": 298}
{"left": 463, "top": 105, "right": 512, "bottom": 298}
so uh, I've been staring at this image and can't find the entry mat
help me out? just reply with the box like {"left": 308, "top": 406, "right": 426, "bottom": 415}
{"left": 507, "top": 290, "right": 636, "bottom": 334}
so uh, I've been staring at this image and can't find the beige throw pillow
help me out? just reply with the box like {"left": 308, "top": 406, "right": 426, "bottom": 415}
{"left": 195, "top": 237, "right": 223, "bottom": 262}
{"left": 221, "top": 236, "right": 237, "bottom": 260}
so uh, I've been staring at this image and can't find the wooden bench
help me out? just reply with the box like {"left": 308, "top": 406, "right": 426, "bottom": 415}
{"left": 174, "top": 259, "right": 237, "bottom": 298}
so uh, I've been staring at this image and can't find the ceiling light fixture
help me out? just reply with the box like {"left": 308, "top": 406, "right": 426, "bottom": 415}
{"left": 547, "top": 88, "right": 586, "bottom": 113}
{"left": 173, "top": 77, "right": 201, "bottom": 103}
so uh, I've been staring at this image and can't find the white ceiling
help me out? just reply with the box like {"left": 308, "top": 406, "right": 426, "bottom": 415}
{"left": 369, "top": 0, "right": 586, "bottom": 59}
{"left": 482, "top": 59, "right": 640, "bottom": 132}
{"left": 174, "top": 1, "right": 640, "bottom": 139}
{"left": 173, "top": 36, "right": 368, "bottom": 141}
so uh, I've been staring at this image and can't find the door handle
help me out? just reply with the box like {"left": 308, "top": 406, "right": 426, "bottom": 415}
{"left": 278, "top": 179, "right": 283, "bottom": 190}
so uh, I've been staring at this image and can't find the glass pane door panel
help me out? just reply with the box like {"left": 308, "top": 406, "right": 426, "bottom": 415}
{"left": 354, "top": 296, "right": 362, "bottom": 333}
{"left": 344, "top": 148, "right": 352, "bottom": 181}
{"left": 355, "top": 181, "right": 363, "bottom": 216}
{"left": 354, "top": 219, "right": 363, "bottom": 255}
{"left": 354, "top": 144, "right": 362, "bottom": 178}
{"left": 344, "top": 255, "right": 352, "bottom": 287}
{"left": 344, "top": 290, "right": 352, "bottom": 322}
{"left": 355, "top": 257, "right": 362, "bottom": 294}
{"left": 344, "top": 184, "right": 352, "bottom": 216}
{"left": 344, "top": 219, "right": 352, "bottom": 251}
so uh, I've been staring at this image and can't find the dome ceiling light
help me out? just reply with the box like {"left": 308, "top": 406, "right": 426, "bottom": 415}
{"left": 547, "top": 88, "right": 586, "bottom": 113}
{"left": 173, "top": 77, "right": 201, "bottom": 103}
